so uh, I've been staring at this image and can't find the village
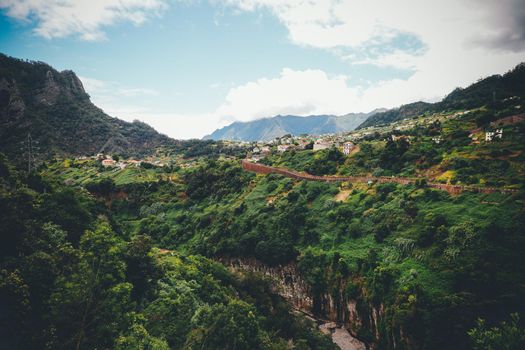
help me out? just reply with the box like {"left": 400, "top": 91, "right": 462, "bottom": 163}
{"left": 77, "top": 109, "right": 524, "bottom": 172}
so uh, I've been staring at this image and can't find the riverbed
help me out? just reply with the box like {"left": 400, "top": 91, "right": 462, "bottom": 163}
{"left": 319, "top": 322, "right": 367, "bottom": 350}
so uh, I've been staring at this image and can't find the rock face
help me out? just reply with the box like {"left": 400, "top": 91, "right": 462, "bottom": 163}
{"left": 0, "top": 77, "right": 25, "bottom": 124}
{"left": 224, "top": 258, "right": 397, "bottom": 350}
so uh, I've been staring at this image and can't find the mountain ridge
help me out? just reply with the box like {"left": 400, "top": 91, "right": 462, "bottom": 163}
{"left": 204, "top": 110, "right": 383, "bottom": 141}
{"left": 357, "top": 63, "right": 525, "bottom": 129}
{"left": 0, "top": 53, "right": 175, "bottom": 161}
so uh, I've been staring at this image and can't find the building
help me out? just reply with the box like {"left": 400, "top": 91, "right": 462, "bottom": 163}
{"left": 277, "top": 144, "right": 291, "bottom": 152}
{"left": 101, "top": 159, "right": 116, "bottom": 167}
{"left": 260, "top": 146, "right": 271, "bottom": 154}
{"left": 127, "top": 159, "right": 142, "bottom": 167}
{"left": 296, "top": 140, "right": 311, "bottom": 149}
{"left": 485, "top": 129, "right": 503, "bottom": 141}
{"left": 313, "top": 140, "right": 332, "bottom": 151}
{"left": 431, "top": 136, "right": 442, "bottom": 144}
{"left": 342, "top": 141, "right": 355, "bottom": 155}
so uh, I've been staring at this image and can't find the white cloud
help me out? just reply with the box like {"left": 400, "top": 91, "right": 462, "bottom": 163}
{"left": 0, "top": 0, "right": 168, "bottom": 40}
{"left": 215, "top": 68, "right": 360, "bottom": 121}
{"left": 213, "top": 0, "right": 525, "bottom": 121}
{"left": 210, "top": 66, "right": 451, "bottom": 123}
{"left": 222, "top": 0, "right": 525, "bottom": 52}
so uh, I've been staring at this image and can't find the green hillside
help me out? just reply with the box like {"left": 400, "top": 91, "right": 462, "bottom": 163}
{"left": 357, "top": 63, "right": 525, "bottom": 129}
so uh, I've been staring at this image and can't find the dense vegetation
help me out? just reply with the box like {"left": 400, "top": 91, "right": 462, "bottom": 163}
{"left": 0, "top": 154, "right": 337, "bottom": 350}
{"left": 2, "top": 55, "right": 525, "bottom": 349}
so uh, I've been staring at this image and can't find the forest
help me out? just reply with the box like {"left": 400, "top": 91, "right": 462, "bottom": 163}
{"left": 13, "top": 100, "right": 525, "bottom": 349}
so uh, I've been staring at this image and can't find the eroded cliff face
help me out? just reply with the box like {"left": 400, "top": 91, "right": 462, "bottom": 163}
{"left": 0, "top": 77, "right": 25, "bottom": 123}
{"left": 35, "top": 70, "right": 89, "bottom": 106}
{"left": 224, "top": 257, "right": 408, "bottom": 350}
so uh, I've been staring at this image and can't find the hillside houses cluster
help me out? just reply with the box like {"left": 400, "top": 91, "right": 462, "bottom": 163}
{"left": 97, "top": 155, "right": 145, "bottom": 169}
{"left": 75, "top": 153, "right": 169, "bottom": 169}
{"left": 248, "top": 134, "right": 356, "bottom": 161}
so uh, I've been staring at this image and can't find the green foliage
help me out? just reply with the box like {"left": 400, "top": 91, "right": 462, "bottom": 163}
{"left": 0, "top": 157, "right": 333, "bottom": 349}
{"left": 468, "top": 313, "right": 525, "bottom": 350}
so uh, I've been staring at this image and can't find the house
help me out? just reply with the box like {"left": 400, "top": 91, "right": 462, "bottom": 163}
{"left": 252, "top": 147, "right": 261, "bottom": 153}
{"left": 277, "top": 144, "right": 291, "bottom": 152}
{"left": 485, "top": 129, "right": 503, "bottom": 141}
{"left": 116, "top": 162, "right": 127, "bottom": 170}
{"left": 127, "top": 159, "right": 142, "bottom": 167}
{"left": 101, "top": 159, "right": 116, "bottom": 167}
{"left": 296, "top": 140, "right": 311, "bottom": 149}
{"left": 342, "top": 141, "right": 355, "bottom": 155}
{"left": 391, "top": 134, "right": 412, "bottom": 143}
{"left": 261, "top": 146, "right": 271, "bottom": 154}
{"left": 313, "top": 140, "right": 332, "bottom": 151}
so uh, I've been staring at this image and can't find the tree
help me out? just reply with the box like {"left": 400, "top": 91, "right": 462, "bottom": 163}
{"left": 48, "top": 222, "right": 133, "bottom": 350}
{"left": 185, "top": 300, "right": 264, "bottom": 350}
{"left": 468, "top": 313, "right": 525, "bottom": 350}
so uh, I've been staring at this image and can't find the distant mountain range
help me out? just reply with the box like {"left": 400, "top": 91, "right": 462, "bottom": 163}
{"left": 0, "top": 53, "right": 174, "bottom": 161}
{"left": 204, "top": 111, "right": 383, "bottom": 142}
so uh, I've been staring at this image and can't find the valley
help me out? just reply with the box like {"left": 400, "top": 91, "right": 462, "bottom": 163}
{"left": 1, "top": 54, "right": 525, "bottom": 350}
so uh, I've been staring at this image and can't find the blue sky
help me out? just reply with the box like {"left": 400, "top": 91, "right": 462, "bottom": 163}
{"left": 1, "top": 0, "right": 524, "bottom": 139}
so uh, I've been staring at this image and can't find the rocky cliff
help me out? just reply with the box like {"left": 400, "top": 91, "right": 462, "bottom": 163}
{"left": 224, "top": 258, "right": 408, "bottom": 350}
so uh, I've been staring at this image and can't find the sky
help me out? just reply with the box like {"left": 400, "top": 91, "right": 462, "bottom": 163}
{"left": 0, "top": 0, "right": 524, "bottom": 139}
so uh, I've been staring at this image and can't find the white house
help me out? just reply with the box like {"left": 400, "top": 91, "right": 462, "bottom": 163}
{"left": 277, "top": 144, "right": 291, "bottom": 152}
{"left": 101, "top": 159, "right": 116, "bottom": 167}
{"left": 485, "top": 129, "right": 503, "bottom": 141}
{"left": 342, "top": 141, "right": 355, "bottom": 155}
{"left": 431, "top": 136, "right": 442, "bottom": 144}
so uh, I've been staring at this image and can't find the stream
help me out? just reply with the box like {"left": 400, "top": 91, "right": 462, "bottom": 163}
{"left": 293, "top": 309, "right": 367, "bottom": 350}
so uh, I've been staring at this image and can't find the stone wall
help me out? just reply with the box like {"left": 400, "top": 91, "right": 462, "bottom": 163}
{"left": 241, "top": 159, "right": 518, "bottom": 195}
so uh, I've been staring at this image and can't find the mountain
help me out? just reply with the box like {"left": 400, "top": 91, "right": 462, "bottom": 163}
{"left": 357, "top": 62, "right": 525, "bottom": 129}
{"left": 205, "top": 111, "right": 380, "bottom": 141}
{"left": 0, "top": 53, "right": 175, "bottom": 161}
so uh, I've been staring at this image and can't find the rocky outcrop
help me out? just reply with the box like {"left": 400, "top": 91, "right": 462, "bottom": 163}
{"left": 0, "top": 53, "right": 174, "bottom": 160}
{"left": 224, "top": 257, "right": 398, "bottom": 350}
{"left": 0, "top": 78, "right": 25, "bottom": 123}
{"left": 35, "top": 70, "right": 88, "bottom": 106}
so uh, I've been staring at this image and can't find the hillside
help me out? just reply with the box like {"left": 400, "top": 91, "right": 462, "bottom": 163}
{"left": 204, "top": 111, "right": 378, "bottom": 141}
{"left": 38, "top": 97, "right": 525, "bottom": 349}
{"left": 357, "top": 63, "right": 525, "bottom": 129}
{"left": 0, "top": 53, "right": 175, "bottom": 161}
